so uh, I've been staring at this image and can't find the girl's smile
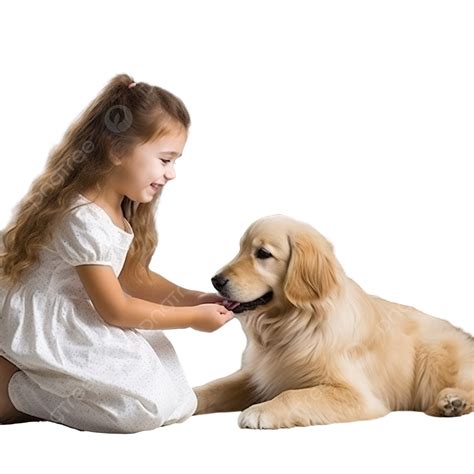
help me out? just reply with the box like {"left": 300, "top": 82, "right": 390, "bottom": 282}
{"left": 82, "top": 126, "right": 187, "bottom": 215}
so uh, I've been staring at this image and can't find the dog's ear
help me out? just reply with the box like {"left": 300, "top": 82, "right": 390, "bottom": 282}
{"left": 283, "top": 232, "right": 339, "bottom": 307}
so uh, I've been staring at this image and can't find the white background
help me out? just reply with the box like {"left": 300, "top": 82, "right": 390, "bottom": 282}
{"left": 0, "top": 0, "right": 472, "bottom": 472}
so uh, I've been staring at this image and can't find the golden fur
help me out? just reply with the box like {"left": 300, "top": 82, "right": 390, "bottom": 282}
{"left": 193, "top": 215, "right": 474, "bottom": 429}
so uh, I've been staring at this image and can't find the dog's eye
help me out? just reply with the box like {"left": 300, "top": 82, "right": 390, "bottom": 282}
{"left": 256, "top": 248, "right": 272, "bottom": 259}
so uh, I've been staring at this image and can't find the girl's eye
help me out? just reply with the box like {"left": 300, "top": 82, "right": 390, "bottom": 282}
{"left": 160, "top": 159, "right": 171, "bottom": 165}
{"left": 256, "top": 248, "right": 272, "bottom": 259}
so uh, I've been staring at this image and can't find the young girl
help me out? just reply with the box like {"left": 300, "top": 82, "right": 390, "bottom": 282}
{"left": 0, "top": 74, "right": 236, "bottom": 434}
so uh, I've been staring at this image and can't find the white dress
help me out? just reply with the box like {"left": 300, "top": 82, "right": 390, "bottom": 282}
{"left": 0, "top": 193, "right": 197, "bottom": 433}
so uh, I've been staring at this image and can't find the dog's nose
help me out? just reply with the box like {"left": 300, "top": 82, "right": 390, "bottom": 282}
{"left": 211, "top": 274, "right": 229, "bottom": 292}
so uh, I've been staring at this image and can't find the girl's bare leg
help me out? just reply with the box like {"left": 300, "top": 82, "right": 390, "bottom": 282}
{"left": 0, "top": 356, "right": 44, "bottom": 424}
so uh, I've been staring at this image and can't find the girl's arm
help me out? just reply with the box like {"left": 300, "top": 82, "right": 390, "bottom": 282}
{"left": 119, "top": 266, "right": 203, "bottom": 307}
{"left": 76, "top": 265, "right": 232, "bottom": 331}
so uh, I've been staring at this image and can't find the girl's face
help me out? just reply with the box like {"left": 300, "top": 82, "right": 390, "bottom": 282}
{"left": 111, "top": 127, "right": 187, "bottom": 203}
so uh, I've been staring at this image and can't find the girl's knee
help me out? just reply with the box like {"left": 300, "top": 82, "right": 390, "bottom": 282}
{"left": 82, "top": 399, "right": 165, "bottom": 433}
{"left": 0, "top": 357, "right": 21, "bottom": 423}
{"left": 114, "top": 409, "right": 164, "bottom": 433}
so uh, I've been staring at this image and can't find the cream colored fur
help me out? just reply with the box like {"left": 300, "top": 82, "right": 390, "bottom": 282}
{"left": 193, "top": 215, "right": 473, "bottom": 429}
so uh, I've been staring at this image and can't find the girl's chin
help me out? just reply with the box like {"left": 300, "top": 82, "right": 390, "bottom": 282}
{"left": 124, "top": 185, "right": 162, "bottom": 203}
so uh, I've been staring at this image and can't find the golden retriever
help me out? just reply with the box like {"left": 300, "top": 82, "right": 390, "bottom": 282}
{"left": 192, "top": 215, "right": 474, "bottom": 429}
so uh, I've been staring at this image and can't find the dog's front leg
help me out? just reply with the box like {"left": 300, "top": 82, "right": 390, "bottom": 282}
{"left": 192, "top": 370, "right": 259, "bottom": 415}
{"left": 238, "top": 384, "right": 388, "bottom": 429}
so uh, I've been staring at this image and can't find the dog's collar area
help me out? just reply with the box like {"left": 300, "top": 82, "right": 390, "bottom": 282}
{"left": 223, "top": 291, "right": 274, "bottom": 314}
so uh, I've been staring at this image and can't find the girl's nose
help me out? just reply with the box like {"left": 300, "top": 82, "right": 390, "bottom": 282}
{"left": 165, "top": 165, "right": 176, "bottom": 180}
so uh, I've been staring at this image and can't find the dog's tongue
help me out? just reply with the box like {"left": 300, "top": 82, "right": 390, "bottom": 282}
{"left": 221, "top": 299, "right": 240, "bottom": 311}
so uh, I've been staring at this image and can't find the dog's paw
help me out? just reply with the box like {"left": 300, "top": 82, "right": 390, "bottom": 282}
{"left": 238, "top": 404, "right": 280, "bottom": 429}
{"left": 438, "top": 392, "right": 470, "bottom": 417}
{"left": 426, "top": 388, "right": 472, "bottom": 417}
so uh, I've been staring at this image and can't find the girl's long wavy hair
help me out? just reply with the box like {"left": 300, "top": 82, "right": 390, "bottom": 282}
{"left": 0, "top": 73, "right": 190, "bottom": 291}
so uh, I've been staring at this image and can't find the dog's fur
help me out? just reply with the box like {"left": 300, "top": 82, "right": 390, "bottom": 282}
{"left": 193, "top": 215, "right": 474, "bottom": 429}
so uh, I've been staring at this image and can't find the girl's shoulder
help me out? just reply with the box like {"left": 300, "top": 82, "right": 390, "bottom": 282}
{"left": 57, "top": 194, "right": 134, "bottom": 242}
{"left": 68, "top": 195, "right": 101, "bottom": 216}
{"left": 51, "top": 195, "right": 125, "bottom": 267}
{"left": 56, "top": 195, "right": 111, "bottom": 240}
{"left": 61, "top": 196, "right": 105, "bottom": 227}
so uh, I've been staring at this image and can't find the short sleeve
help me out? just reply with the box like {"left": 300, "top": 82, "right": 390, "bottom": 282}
{"left": 52, "top": 204, "right": 114, "bottom": 267}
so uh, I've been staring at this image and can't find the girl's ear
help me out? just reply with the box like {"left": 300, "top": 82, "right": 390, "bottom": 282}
{"left": 106, "top": 137, "right": 124, "bottom": 166}
{"left": 109, "top": 151, "right": 122, "bottom": 166}
{"left": 283, "top": 232, "right": 339, "bottom": 307}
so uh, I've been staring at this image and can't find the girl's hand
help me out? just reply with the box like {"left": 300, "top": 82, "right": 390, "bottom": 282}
{"left": 195, "top": 292, "right": 227, "bottom": 305}
{"left": 194, "top": 292, "right": 240, "bottom": 311}
{"left": 189, "top": 304, "right": 234, "bottom": 333}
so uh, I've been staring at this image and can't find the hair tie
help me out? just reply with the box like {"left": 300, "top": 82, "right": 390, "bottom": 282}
{"left": 128, "top": 82, "right": 137, "bottom": 89}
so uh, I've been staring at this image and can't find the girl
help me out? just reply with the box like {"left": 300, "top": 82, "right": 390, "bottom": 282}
{"left": 0, "top": 73, "right": 236, "bottom": 434}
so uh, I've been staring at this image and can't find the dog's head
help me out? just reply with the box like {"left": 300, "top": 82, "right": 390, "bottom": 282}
{"left": 212, "top": 215, "right": 344, "bottom": 315}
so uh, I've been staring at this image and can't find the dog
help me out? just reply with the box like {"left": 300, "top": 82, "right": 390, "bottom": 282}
{"left": 192, "top": 214, "right": 474, "bottom": 429}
